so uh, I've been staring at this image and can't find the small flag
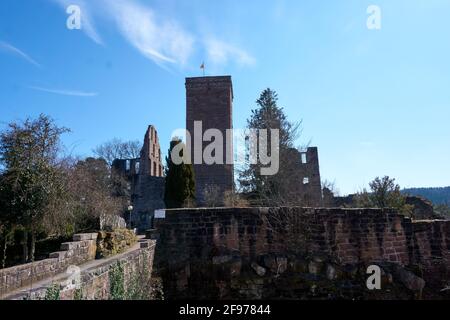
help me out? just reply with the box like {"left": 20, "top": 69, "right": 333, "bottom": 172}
{"left": 200, "top": 61, "right": 205, "bottom": 76}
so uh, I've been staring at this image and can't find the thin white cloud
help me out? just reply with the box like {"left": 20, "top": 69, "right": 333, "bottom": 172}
{"left": 104, "top": 0, "right": 194, "bottom": 66}
{"left": 204, "top": 38, "right": 255, "bottom": 68}
{"left": 51, "top": 0, "right": 103, "bottom": 45}
{"left": 0, "top": 41, "right": 42, "bottom": 68}
{"left": 49, "top": 0, "right": 254, "bottom": 70}
{"left": 50, "top": 0, "right": 193, "bottom": 65}
{"left": 28, "top": 85, "right": 98, "bottom": 97}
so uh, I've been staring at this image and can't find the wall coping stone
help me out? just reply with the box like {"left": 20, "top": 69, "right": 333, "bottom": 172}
{"left": 73, "top": 233, "right": 98, "bottom": 241}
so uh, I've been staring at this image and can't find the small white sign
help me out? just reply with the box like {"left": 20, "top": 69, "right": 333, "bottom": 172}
{"left": 154, "top": 209, "right": 166, "bottom": 219}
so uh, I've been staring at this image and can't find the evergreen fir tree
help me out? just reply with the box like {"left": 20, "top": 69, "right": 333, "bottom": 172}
{"left": 238, "top": 88, "right": 303, "bottom": 206}
{"left": 164, "top": 139, "right": 195, "bottom": 208}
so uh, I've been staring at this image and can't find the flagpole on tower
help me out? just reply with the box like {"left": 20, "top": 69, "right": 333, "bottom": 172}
{"left": 200, "top": 61, "right": 205, "bottom": 76}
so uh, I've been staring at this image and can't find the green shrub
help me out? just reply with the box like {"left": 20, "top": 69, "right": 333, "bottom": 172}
{"left": 109, "top": 262, "right": 125, "bottom": 300}
{"left": 44, "top": 283, "right": 61, "bottom": 300}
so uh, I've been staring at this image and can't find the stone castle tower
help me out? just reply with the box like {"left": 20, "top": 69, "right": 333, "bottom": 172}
{"left": 112, "top": 125, "right": 165, "bottom": 231}
{"left": 140, "top": 125, "right": 164, "bottom": 177}
{"left": 186, "top": 76, "right": 234, "bottom": 204}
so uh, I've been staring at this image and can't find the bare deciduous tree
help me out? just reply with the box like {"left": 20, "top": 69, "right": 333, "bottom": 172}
{"left": 354, "top": 176, "right": 413, "bottom": 216}
{"left": 223, "top": 190, "right": 249, "bottom": 207}
{"left": 203, "top": 185, "right": 223, "bottom": 208}
{"left": 322, "top": 179, "right": 339, "bottom": 207}
{"left": 93, "top": 138, "right": 141, "bottom": 165}
{"left": 66, "top": 157, "right": 125, "bottom": 232}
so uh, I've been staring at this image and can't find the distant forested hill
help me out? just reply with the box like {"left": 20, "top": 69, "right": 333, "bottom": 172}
{"left": 402, "top": 187, "right": 450, "bottom": 205}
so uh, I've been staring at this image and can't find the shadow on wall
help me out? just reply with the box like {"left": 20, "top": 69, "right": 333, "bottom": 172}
{"left": 152, "top": 207, "right": 450, "bottom": 300}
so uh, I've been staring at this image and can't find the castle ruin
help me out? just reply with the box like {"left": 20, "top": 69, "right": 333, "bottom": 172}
{"left": 114, "top": 76, "right": 324, "bottom": 229}
{"left": 112, "top": 125, "right": 165, "bottom": 231}
{"left": 288, "top": 147, "right": 323, "bottom": 206}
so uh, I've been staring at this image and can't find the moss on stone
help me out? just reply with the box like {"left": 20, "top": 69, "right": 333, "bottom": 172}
{"left": 96, "top": 229, "right": 137, "bottom": 259}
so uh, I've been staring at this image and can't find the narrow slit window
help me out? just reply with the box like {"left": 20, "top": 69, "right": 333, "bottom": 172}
{"left": 303, "top": 177, "right": 310, "bottom": 185}
{"left": 301, "top": 153, "right": 307, "bottom": 164}
{"left": 135, "top": 161, "right": 140, "bottom": 174}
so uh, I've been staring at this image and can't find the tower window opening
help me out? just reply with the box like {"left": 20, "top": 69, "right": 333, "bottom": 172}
{"left": 301, "top": 153, "right": 307, "bottom": 164}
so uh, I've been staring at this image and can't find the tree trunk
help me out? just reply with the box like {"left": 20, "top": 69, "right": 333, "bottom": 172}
{"left": 1, "top": 232, "right": 10, "bottom": 269}
{"left": 2, "top": 231, "right": 14, "bottom": 269}
{"left": 30, "top": 231, "right": 36, "bottom": 263}
{"left": 22, "top": 230, "right": 28, "bottom": 263}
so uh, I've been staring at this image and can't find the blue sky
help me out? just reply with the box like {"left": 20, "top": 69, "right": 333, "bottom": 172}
{"left": 1, "top": 0, "right": 449, "bottom": 195}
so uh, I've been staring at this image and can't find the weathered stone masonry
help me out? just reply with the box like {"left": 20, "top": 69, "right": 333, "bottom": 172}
{"left": 154, "top": 207, "right": 450, "bottom": 299}
{"left": 54, "top": 240, "right": 155, "bottom": 300}
{"left": 288, "top": 147, "right": 322, "bottom": 206}
{"left": 185, "top": 76, "right": 324, "bottom": 206}
{"left": 186, "top": 76, "right": 234, "bottom": 204}
{"left": 0, "top": 233, "right": 98, "bottom": 298}
{"left": 113, "top": 125, "right": 165, "bottom": 231}
{"left": 0, "top": 235, "right": 156, "bottom": 300}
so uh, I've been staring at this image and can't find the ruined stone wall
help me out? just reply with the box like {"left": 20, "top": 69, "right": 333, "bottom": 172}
{"left": 112, "top": 124, "right": 165, "bottom": 232}
{"left": 60, "top": 239, "right": 155, "bottom": 300}
{"left": 4, "top": 239, "right": 156, "bottom": 300}
{"left": 131, "top": 175, "right": 165, "bottom": 232}
{"left": 154, "top": 208, "right": 450, "bottom": 299}
{"left": 293, "top": 147, "right": 323, "bottom": 206}
{"left": 112, "top": 125, "right": 164, "bottom": 178}
{"left": 0, "top": 233, "right": 97, "bottom": 298}
{"left": 410, "top": 220, "right": 450, "bottom": 287}
{"left": 186, "top": 76, "right": 234, "bottom": 204}
{"left": 140, "top": 125, "right": 164, "bottom": 177}
{"left": 405, "top": 196, "right": 438, "bottom": 220}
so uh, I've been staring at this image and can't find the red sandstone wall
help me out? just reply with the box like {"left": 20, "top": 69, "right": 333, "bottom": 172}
{"left": 309, "top": 209, "right": 413, "bottom": 265}
{"left": 185, "top": 76, "right": 234, "bottom": 204}
{"left": 155, "top": 208, "right": 416, "bottom": 263}
{"left": 155, "top": 207, "right": 450, "bottom": 298}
